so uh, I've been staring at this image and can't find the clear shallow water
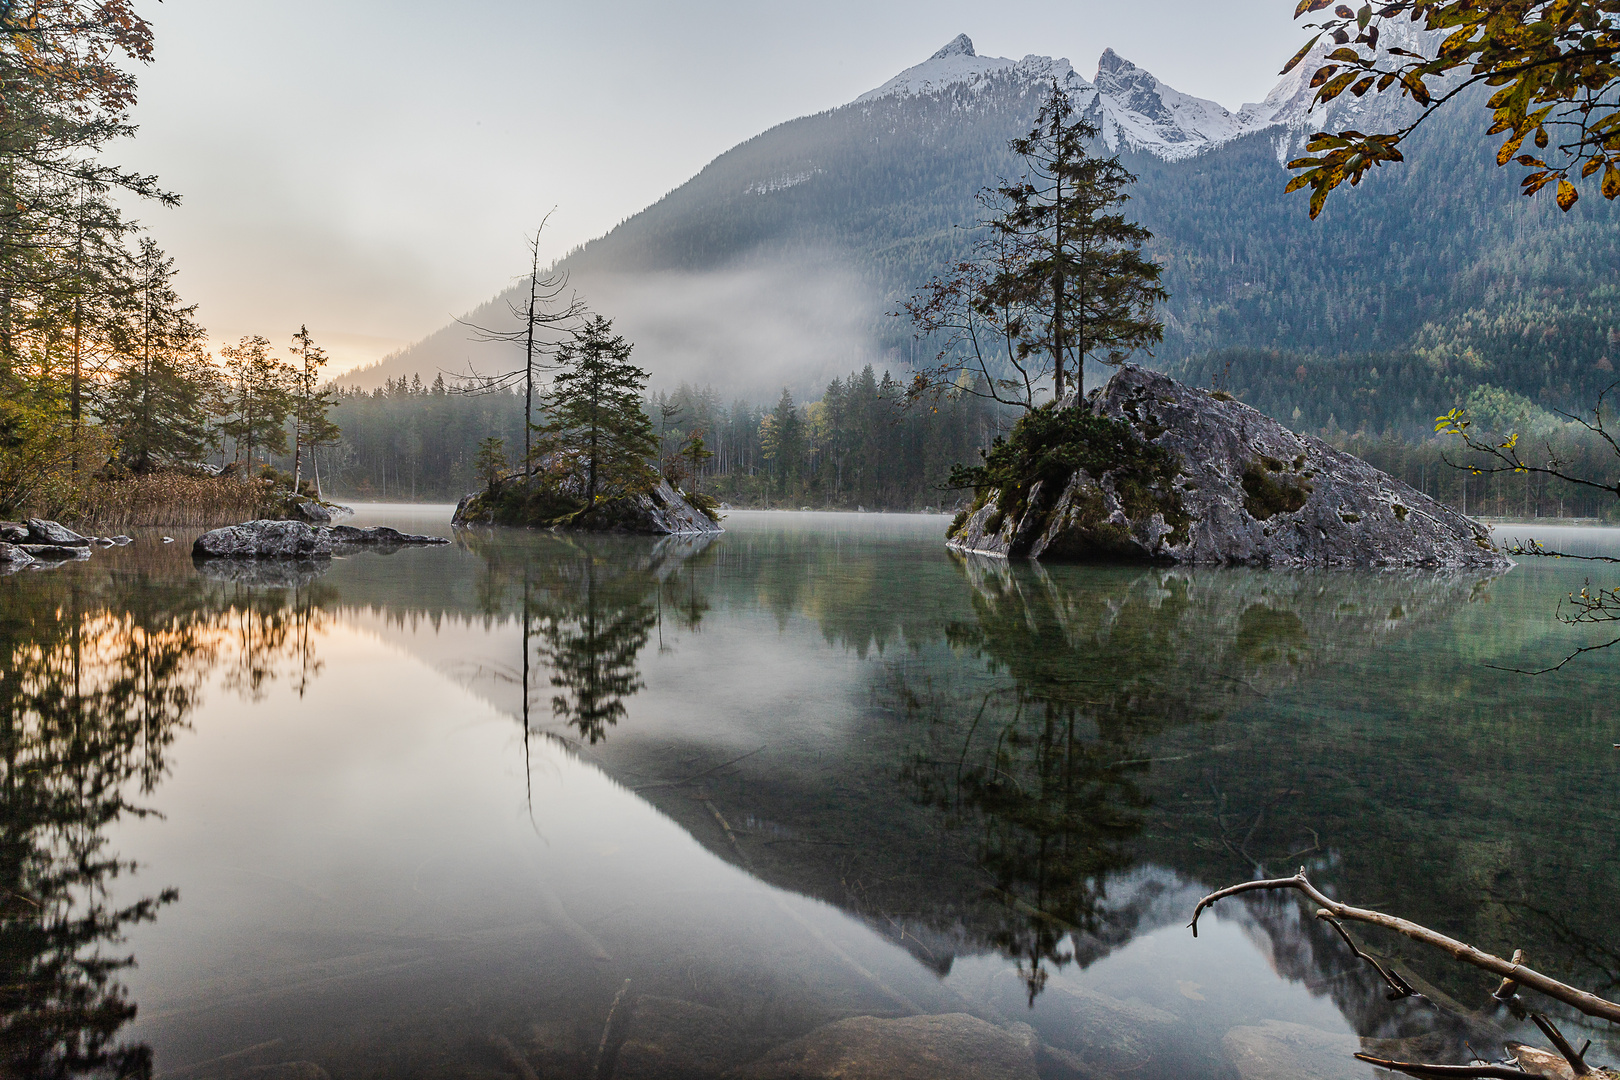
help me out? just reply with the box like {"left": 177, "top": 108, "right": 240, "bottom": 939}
{"left": 4, "top": 509, "right": 1619, "bottom": 1078}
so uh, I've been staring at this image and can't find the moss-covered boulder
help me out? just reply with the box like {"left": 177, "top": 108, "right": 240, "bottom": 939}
{"left": 948, "top": 366, "right": 1510, "bottom": 568}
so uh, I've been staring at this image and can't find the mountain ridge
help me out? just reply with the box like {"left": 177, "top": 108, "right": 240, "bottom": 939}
{"left": 348, "top": 30, "right": 1619, "bottom": 429}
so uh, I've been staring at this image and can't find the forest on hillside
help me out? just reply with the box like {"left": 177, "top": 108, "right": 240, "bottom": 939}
{"left": 310, "top": 362, "right": 1619, "bottom": 520}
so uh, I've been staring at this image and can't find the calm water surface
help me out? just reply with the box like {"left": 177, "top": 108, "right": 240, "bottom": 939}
{"left": 5, "top": 507, "right": 1618, "bottom": 1078}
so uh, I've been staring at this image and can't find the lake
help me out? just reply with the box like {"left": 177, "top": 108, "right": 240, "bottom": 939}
{"left": 4, "top": 507, "right": 1617, "bottom": 1079}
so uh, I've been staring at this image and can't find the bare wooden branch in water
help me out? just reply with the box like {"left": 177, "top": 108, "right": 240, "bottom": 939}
{"left": 1532, "top": 1014, "right": 1592, "bottom": 1077}
{"left": 1188, "top": 870, "right": 1620, "bottom": 1024}
{"left": 1353, "top": 1054, "right": 1536, "bottom": 1080}
{"left": 592, "top": 978, "right": 632, "bottom": 1080}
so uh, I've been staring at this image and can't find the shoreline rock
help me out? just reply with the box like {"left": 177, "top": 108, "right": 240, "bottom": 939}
{"left": 192, "top": 520, "right": 452, "bottom": 559}
{"left": 948, "top": 366, "right": 1511, "bottom": 569}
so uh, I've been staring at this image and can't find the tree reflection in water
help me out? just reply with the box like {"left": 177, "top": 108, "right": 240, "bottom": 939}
{"left": 461, "top": 532, "right": 712, "bottom": 748}
{"left": 0, "top": 561, "right": 334, "bottom": 1078}
{"left": 899, "top": 558, "right": 1206, "bottom": 1002}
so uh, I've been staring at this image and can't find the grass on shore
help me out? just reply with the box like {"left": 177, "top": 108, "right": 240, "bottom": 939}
{"left": 68, "top": 475, "right": 277, "bottom": 530}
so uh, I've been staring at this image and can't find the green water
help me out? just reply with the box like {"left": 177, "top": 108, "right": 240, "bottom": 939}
{"left": 3, "top": 507, "right": 1617, "bottom": 1079}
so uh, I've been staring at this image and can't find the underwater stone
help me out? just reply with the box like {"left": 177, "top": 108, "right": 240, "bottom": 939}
{"left": 730, "top": 1013, "right": 1039, "bottom": 1080}
{"left": 1222, "top": 1020, "right": 1363, "bottom": 1080}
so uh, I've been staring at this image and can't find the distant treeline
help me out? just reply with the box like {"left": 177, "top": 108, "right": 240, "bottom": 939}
{"left": 1171, "top": 349, "right": 1620, "bottom": 519}
{"left": 318, "top": 368, "right": 1008, "bottom": 509}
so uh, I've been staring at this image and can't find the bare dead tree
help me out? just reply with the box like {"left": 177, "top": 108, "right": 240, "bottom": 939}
{"left": 450, "top": 212, "right": 587, "bottom": 489}
{"left": 899, "top": 211, "right": 1049, "bottom": 410}
{"left": 1191, "top": 870, "right": 1620, "bottom": 1080}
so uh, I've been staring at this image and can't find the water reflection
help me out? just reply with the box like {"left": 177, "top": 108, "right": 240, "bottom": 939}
{"left": 9, "top": 514, "right": 1618, "bottom": 1078}
{"left": 459, "top": 532, "right": 713, "bottom": 745}
{"left": 0, "top": 560, "right": 332, "bottom": 1078}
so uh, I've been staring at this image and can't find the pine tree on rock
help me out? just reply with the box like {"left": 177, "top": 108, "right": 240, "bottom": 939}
{"left": 540, "top": 315, "right": 656, "bottom": 505}
{"left": 905, "top": 81, "right": 1166, "bottom": 404}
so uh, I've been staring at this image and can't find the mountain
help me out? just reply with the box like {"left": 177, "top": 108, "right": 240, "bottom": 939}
{"left": 352, "top": 33, "right": 1620, "bottom": 428}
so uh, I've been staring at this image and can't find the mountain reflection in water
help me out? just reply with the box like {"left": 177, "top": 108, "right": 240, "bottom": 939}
{"left": 3, "top": 509, "right": 1617, "bottom": 1079}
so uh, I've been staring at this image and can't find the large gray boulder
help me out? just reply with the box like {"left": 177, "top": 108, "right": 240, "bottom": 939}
{"left": 949, "top": 366, "right": 1510, "bottom": 569}
{"left": 193, "top": 520, "right": 451, "bottom": 559}
{"left": 1222, "top": 1020, "right": 1362, "bottom": 1080}
{"left": 26, "top": 519, "right": 90, "bottom": 547}
{"left": 194, "top": 520, "right": 334, "bottom": 559}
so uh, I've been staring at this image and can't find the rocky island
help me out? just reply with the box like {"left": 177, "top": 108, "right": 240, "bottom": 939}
{"left": 948, "top": 366, "right": 1510, "bottom": 569}
{"left": 193, "top": 520, "right": 451, "bottom": 559}
{"left": 451, "top": 478, "right": 722, "bottom": 535}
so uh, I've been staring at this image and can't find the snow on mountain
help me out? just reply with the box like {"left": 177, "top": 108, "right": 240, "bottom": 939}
{"left": 858, "top": 30, "right": 1440, "bottom": 164}
{"left": 854, "top": 34, "right": 1016, "bottom": 103}
{"left": 1082, "top": 48, "right": 1249, "bottom": 161}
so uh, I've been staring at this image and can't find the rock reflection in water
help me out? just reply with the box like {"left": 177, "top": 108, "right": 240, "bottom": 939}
{"left": 0, "top": 561, "right": 335, "bottom": 1078}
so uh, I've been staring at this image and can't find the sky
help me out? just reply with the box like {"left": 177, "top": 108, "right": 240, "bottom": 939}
{"left": 118, "top": 0, "right": 1309, "bottom": 375}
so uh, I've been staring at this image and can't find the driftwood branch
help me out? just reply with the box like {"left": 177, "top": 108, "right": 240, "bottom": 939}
{"left": 1188, "top": 870, "right": 1620, "bottom": 1024}
{"left": 1531, "top": 1013, "right": 1592, "bottom": 1077}
{"left": 1352, "top": 1054, "right": 1530, "bottom": 1080}
{"left": 1321, "top": 914, "right": 1419, "bottom": 1000}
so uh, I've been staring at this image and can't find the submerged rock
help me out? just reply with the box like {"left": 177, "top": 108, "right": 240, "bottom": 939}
{"left": 948, "top": 366, "right": 1510, "bottom": 569}
{"left": 615, "top": 996, "right": 758, "bottom": 1080}
{"left": 730, "top": 1013, "right": 1039, "bottom": 1080}
{"left": 1222, "top": 1019, "right": 1362, "bottom": 1080}
{"left": 454, "top": 479, "right": 723, "bottom": 535}
{"left": 192, "top": 519, "right": 450, "bottom": 559}
{"left": 25, "top": 519, "right": 90, "bottom": 547}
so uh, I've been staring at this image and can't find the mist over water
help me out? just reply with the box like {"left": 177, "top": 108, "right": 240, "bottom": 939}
{"left": 346, "top": 253, "right": 894, "bottom": 402}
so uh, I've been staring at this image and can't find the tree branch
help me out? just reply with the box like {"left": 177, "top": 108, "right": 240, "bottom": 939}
{"left": 1188, "top": 870, "right": 1620, "bottom": 1024}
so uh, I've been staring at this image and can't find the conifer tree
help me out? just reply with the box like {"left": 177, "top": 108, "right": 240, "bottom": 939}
{"left": 905, "top": 81, "right": 1166, "bottom": 403}
{"left": 289, "top": 325, "right": 340, "bottom": 496}
{"left": 219, "top": 335, "right": 292, "bottom": 471}
{"left": 102, "top": 239, "right": 213, "bottom": 472}
{"left": 539, "top": 315, "right": 656, "bottom": 504}
{"left": 994, "top": 83, "right": 1167, "bottom": 399}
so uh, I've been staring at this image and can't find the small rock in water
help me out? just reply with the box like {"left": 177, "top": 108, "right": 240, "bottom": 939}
{"left": 1223, "top": 1019, "right": 1362, "bottom": 1080}
{"left": 731, "top": 1013, "right": 1039, "bottom": 1080}
{"left": 0, "top": 522, "right": 27, "bottom": 543}
{"left": 287, "top": 496, "right": 332, "bottom": 524}
{"left": 162, "top": 536, "right": 175, "bottom": 543}
{"left": 111, "top": 535, "right": 134, "bottom": 545}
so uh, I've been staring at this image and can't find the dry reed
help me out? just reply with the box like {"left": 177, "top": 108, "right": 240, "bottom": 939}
{"left": 70, "top": 475, "right": 275, "bottom": 530}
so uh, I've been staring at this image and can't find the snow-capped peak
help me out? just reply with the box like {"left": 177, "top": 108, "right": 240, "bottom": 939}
{"left": 1083, "top": 48, "right": 1246, "bottom": 161}
{"left": 855, "top": 34, "right": 1017, "bottom": 104}
{"left": 930, "top": 33, "right": 976, "bottom": 61}
{"left": 855, "top": 28, "right": 1441, "bottom": 164}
